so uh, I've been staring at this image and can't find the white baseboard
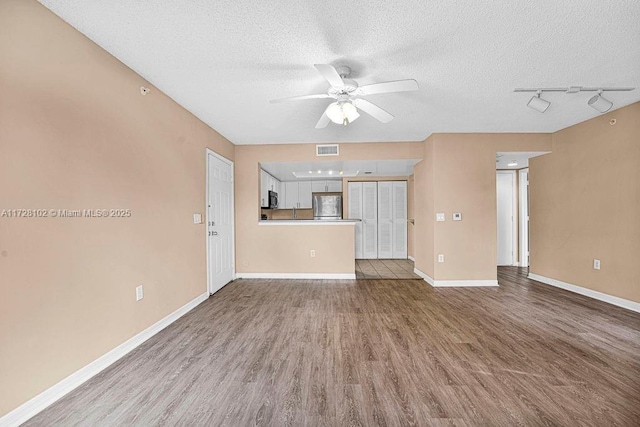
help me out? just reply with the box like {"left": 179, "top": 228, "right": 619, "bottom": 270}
{"left": 432, "top": 279, "right": 498, "bottom": 287}
{"left": 236, "top": 273, "right": 356, "bottom": 280}
{"left": 528, "top": 273, "right": 640, "bottom": 313}
{"left": 0, "top": 292, "right": 209, "bottom": 427}
{"left": 413, "top": 267, "right": 435, "bottom": 286}
{"left": 413, "top": 268, "right": 498, "bottom": 287}
{"left": 408, "top": 255, "right": 415, "bottom": 262}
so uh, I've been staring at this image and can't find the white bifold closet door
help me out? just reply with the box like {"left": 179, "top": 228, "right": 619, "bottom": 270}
{"left": 348, "top": 182, "right": 364, "bottom": 259}
{"left": 377, "top": 181, "right": 407, "bottom": 259}
{"left": 392, "top": 181, "right": 408, "bottom": 259}
{"left": 349, "top": 182, "right": 378, "bottom": 259}
{"left": 362, "top": 182, "right": 378, "bottom": 259}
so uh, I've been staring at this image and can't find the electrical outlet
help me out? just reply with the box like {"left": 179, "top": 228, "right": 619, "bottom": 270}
{"left": 453, "top": 213, "right": 462, "bottom": 221}
{"left": 193, "top": 213, "right": 202, "bottom": 224}
{"left": 593, "top": 259, "right": 600, "bottom": 270}
{"left": 310, "top": 250, "right": 316, "bottom": 258}
{"left": 438, "top": 254, "right": 445, "bottom": 263}
{"left": 136, "top": 285, "right": 144, "bottom": 301}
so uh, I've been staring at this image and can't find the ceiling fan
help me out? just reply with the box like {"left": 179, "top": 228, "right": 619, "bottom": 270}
{"left": 270, "top": 64, "right": 419, "bottom": 128}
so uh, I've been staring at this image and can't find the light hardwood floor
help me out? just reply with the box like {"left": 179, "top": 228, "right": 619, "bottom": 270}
{"left": 25, "top": 267, "right": 640, "bottom": 426}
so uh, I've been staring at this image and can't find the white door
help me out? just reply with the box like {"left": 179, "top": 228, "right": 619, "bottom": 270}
{"left": 496, "top": 171, "right": 515, "bottom": 266}
{"left": 348, "top": 182, "right": 363, "bottom": 258}
{"left": 362, "top": 182, "right": 378, "bottom": 259}
{"left": 207, "top": 151, "right": 234, "bottom": 294}
{"left": 392, "top": 181, "right": 407, "bottom": 259}
{"left": 377, "top": 182, "right": 393, "bottom": 258}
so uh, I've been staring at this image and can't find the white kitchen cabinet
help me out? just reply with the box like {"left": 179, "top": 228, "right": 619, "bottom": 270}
{"left": 312, "top": 180, "right": 343, "bottom": 193}
{"left": 284, "top": 181, "right": 298, "bottom": 209}
{"left": 326, "top": 180, "right": 342, "bottom": 192}
{"left": 298, "top": 181, "right": 312, "bottom": 208}
{"left": 260, "top": 170, "right": 269, "bottom": 208}
{"left": 260, "top": 170, "right": 281, "bottom": 208}
{"left": 311, "top": 180, "right": 326, "bottom": 193}
{"left": 282, "top": 181, "right": 313, "bottom": 208}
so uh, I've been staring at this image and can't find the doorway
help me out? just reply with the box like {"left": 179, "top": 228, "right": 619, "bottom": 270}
{"left": 206, "top": 149, "right": 235, "bottom": 294}
{"left": 496, "top": 171, "right": 516, "bottom": 266}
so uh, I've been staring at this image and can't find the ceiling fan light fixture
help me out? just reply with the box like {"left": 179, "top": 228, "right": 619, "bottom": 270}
{"left": 326, "top": 101, "right": 360, "bottom": 125}
{"left": 527, "top": 91, "right": 550, "bottom": 113}
{"left": 588, "top": 91, "right": 613, "bottom": 113}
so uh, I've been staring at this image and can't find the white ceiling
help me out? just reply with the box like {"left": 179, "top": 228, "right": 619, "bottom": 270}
{"left": 39, "top": 0, "right": 640, "bottom": 145}
{"left": 261, "top": 159, "right": 421, "bottom": 182}
{"left": 496, "top": 152, "right": 550, "bottom": 170}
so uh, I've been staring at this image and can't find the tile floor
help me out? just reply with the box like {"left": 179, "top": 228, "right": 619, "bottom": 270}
{"left": 355, "top": 259, "right": 422, "bottom": 279}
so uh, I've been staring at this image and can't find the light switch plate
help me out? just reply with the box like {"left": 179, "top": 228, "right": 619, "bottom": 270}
{"left": 438, "top": 254, "right": 445, "bottom": 263}
{"left": 193, "top": 213, "right": 202, "bottom": 224}
{"left": 593, "top": 259, "right": 600, "bottom": 270}
{"left": 136, "top": 285, "right": 143, "bottom": 301}
{"left": 436, "top": 213, "right": 445, "bottom": 222}
{"left": 453, "top": 213, "right": 462, "bottom": 221}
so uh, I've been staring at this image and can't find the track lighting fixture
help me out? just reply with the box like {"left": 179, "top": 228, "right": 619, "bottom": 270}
{"left": 527, "top": 90, "right": 550, "bottom": 113}
{"left": 514, "top": 86, "right": 634, "bottom": 114}
{"left": 587, "top": 91, "right": 613, "bottom": 113}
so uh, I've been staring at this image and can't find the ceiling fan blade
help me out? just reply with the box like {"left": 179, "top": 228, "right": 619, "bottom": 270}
{"left": 353, "top": 99, "right": 394, "bottom": 123}
{"left": 314, "top": 64, "right": 345, "bottom": 89}
{"left": 356, "top": 79, "right": 419, "bottom": 96}
{"left": 269, "top": 93, "right": 332, "bottom": 104}
{"left": 315, "top": 110, "right": 331, "bottom": 129}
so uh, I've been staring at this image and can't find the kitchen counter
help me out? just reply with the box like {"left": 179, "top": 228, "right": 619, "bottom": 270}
{"left": 258, "top": 219, "right": 359, "bottom": 226}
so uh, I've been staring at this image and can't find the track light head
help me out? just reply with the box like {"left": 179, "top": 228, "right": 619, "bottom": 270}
{"left": 588, "top": 91, "right": 613, "bottom": 113}
{"left": 527, "top": 90, "right": 550, "bottom": 113}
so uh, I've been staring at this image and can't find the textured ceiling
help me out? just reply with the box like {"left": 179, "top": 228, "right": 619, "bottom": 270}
{"left": 38, "top": 0, "right": 640, "bottom": 145}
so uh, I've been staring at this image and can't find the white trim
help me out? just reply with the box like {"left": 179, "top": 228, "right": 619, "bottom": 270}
{"left": 496, "top": 170, "right": 517, "bottom": 266}
{"left": 432, "top": 279, "right": 499, "bottom": 287}
{"left": 528, "top": 273, "right": 640, "bottom": 313}
{"left": 408, "top": 255, "right": 415, "bottom": 262}
{"left": 414, "top": 268, "right": 498, "bottom": 287}
{"left": 236, "top": 273, "right": 356, "bottom": 280}
{"left": 518, "top": 168, "right": 529, "bottom": 268}
{"left": 413, "top": 267, "right": 434, "bottom": 286}
{"left": 0, "top": 292, "right": 208, "bottom": 427}
{"left": 258, "top": 220, "right": 357, "bottom": 226}
{"left": 206, "top": 149, "right": 236, "bottom": 295}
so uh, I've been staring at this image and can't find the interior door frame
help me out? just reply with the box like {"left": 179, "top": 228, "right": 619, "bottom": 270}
{"left": 205, "top": 148, "right": 235, "bottom": 295}
{"left": 518, "top": 168, "right": 529, "bottom": 267}
{"left": 496, "top": 170, "right": 517, "bottom": 266}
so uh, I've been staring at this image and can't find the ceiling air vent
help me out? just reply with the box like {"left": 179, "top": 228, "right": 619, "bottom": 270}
{"left": 316, "top": 144, "right": 339, "bottom": 157}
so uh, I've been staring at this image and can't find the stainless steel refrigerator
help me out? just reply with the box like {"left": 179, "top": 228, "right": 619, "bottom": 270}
{"left": 313, "top": 194, "right": 343, "bottom": 220}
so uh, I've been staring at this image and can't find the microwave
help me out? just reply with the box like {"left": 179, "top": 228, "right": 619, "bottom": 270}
{"left": 268, "top": 190, "right": 278, "bottom": 209}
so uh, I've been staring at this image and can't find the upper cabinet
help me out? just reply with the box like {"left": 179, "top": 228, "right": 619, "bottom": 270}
{"left": 311, "top": 180, "right": 343, "bottom": 193}
{"left": 260, "top": 170, "right": 269, "bottom": 208}
{"left": 260, "top": 169, "right": 281, "bottom": 208}
{"left": 282, "top": 181, "right": 312, "bottom": 208}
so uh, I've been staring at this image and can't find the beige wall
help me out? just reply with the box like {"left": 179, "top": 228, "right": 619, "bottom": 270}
{"left": 0, "top": 0, "right": 234, "bottom": 416}
{"left": 413, "top": 136, "right": 435, "bottom": 277}
{"left": 413, "top": 134, "right": 552, "bottom": 281}
{"left": 530, "top": 102, "right": 640, "bottom": 303}
{"left": 234, "top": 143, "right": 423, "bottom": 274}
{"left": 407, "top": 174, "right": 415, "bottom": 258}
